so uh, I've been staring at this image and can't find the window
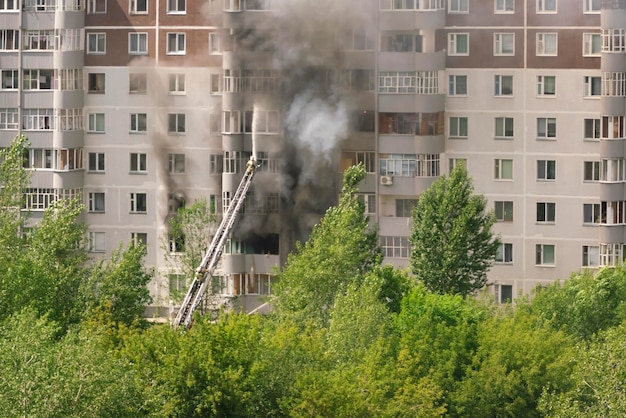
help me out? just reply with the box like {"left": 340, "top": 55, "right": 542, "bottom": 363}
{"left": 88, "top": 152, "right": 105, "bottom": 172}
{"left": 494, "top": 159, "right": 513, "bottom": 180}
{"left": 209, "top": 32, "right": 221, "bottom": 55}
{"left": 601, "top": 116, "right": 626, "bottom": 140}
{"left": 380, "top": 154, "right": 440, "bottom": 177}
{"left": 537, "top": 117, "right": 556, "bottom": 140}
{"left": 89, "top": 232, "right": 106, "bottom": 253}
{"left": 537, "top": 33, "right": 558, "bottom": 55}
{"left": 0, "top": 107, "right": 18, "bottom": 129}
{"left": 449, "top": 0, "right": 468, "bottom": 12}
{"left": 602, "top": 72, "right": 626, "bottom": 97}
{"left": 494, "top": 75, "right": 513, "bottom": 96}
{"left": 600, "top": 243, "right": 626, "bottom": 267}
{"left": 396, "top": 199, "right": 418, "bottom": 217}
{"left": 168, "top": 153, "right": 185, "bottom": 174}
{"left": 449, "top": 75, "right": 467, "bottom": 95}
{"left": 22, "top": 30, "right": 55, "bottom": 51}
{"left": 448, "top": 33, "right": 469, "bottom": 56}
{"left": 169, "top": 274, "right": 187, "bottom": 295}
{"left": 381, "top": 33, "right": 423, "bottom": 53}
{"left": 537, "top": 202, "right": 556, "bottom": 223}
{"left": 210, "top": 73, "right": 221, "bottom": 94}
{"left": 0, "top": 0, "right": 19, "bottom": 11}
{"left": 0, "top": 30, "right": 18, "bottom": 50}
{"left": 584, "top": 76, "right": 601, "bottom": 97}
{"left": 166, "top": 33, "right": 186, "bottom": 55}
{"left": 222, "top": 110, "right": 242, "bottom": 134}
{"left": 23, "top": 70, "right": 53, "bottom": 90}
{"left": 87, "top": 33, "right": 105, "bottom": 54}
{"left": 380, "top": 236, "right": 410, "bottom": 259}
{"left": 87, "top": 0, "right": 106, "bottom": 13}
{"left": 168, "top": 114, "right": 186, "bottom": 134}
{"left": 495, "top": 243, "right": 513, "bottom": 263}
{"left": 495, "top": 284, "right": 513, "bottom": 304}
{"left": 168, "top": 73, "right": 185, "bottom": 94}
{"left": 583, "top": 245, "right": 599, "bottom": 267}
{"left": 168, "top": 234, "right": 185, "bottom": 253}
{"left": 343, "top": 28, "right": 376, "bottom": 51}
{"left": 130, "top": 193, "right": 147, "bottom": 213}
{"left": 209, "top": 154, "right": 223, "bottom": 173}
{"left": 495, "top": 201, "right": 513, "bottom": 222}
{"left": 130, "top": 113, "right": 147, "bottom": 133}
{"left": 584, "top": 161, "right": 600, "bottom": 182}
{"left": 129, "top": 73, "right": 147, "bottom": 94}
{"left": 88, "top": 192, "right": 105, "bottom": 213}
{"left": 378, "top": 71, "right": 438, "bottom": 94}
{"left": 449, "top": 116, "right": 468, "bottom": 138}
{"left": 357, "top": 194, "right": 377, "bottom": 215}
{"left": 88, "top": 113, "right": 105, "bottom": 133}
{"left": 130, "top": 0, "right": 147, "bottom": 14}
{"left": 22, "top": 109, "right": 54, "bottom": 130}
{"left": 602, "top": 29, "right": 626, "bottom": 53}
{"left": 494, "top": 33, "right": 514, "bottom": 55}
{"left": 1, "top": 70, "right": 18, "bottom": 90}
{"left": 584, "top": 118, "right": 601, "bottom": 140}
{"left": 130, "top": 153, "right": 147, "bottom": 173}
{"left": 167, "top": 0, "right": 185, "bottom": 13}
{"left": 537, "top": 160, "right": 556, "bottom": 181}
{"left": 537, "top": 0, "right": 557, "bottom": 12}
{"left": 601, "top": 160, "right": 626, "bottom": 182}
{"left": 449, "top": 158, "right": 466, "bottom": 174}
{"left": 536, "top": 244, "right": 555, "bottom": 266}
{"left": 131, "top": 232, "right": 148, "bottom": 246}
{"left": 129, "top": 33, "right": 148, "bottom": 55}
{"left": 583, "top": 203, "right": 601, "bottom": 224}
{"left": 583, "top": 33, "right": 602, "bottom": 56}
{"left": 87, "top": 73, "right": 105, "bottom": 93}
{"left": 495, "top": 117, "right": 514, "bottom": 139}
{"left": 584, "top": 0, "right": 600, "bottom": 13}
{"left": 495, "top": 0, "right": 514, "bottom": 12}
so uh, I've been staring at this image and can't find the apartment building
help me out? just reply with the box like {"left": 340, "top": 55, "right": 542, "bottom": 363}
{"left": 0, "top": 0, "right": 623, "bottom": 312}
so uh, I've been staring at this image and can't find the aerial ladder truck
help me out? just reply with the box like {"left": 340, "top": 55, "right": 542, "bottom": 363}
{"left": 173, "top": 156, "right": 258, "bottom": 329}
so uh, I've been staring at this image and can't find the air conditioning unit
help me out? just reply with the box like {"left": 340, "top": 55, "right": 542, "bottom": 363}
{"left": 380, "top": 175, "right": 393, "bottom": 186}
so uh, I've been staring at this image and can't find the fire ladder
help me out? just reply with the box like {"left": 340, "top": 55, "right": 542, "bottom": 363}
{"left": 173, "top": 157, "right": 258, "bottom": 329}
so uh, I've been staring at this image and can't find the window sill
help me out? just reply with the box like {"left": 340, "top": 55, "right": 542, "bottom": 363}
{"left": 87, "top": 171, "right": 105, "bottom": 174}
{"left": 129, "top": 131, "right": 147, "bottom": 134}
{"left": 129, "top": 52, "right": 149, "bottom": 56}
{"left": 448, "top": 136, "right": 468, "bottom": 140}
{"left": 130, "top": 212, "right": 147, "bottom": 215}
{"left": 494, "top": 262, "right": 513, "bottom": 265}
{"left": 168, "top": 92, "right": 186, "bottom": 96}
{"left": 129, "top": 171, "right": 147, "bottom": 175}
{"left": 86, "top": 51, "right": 106, "bottom": 55}
{"left": 494, "top": 137, "right": 514, "bottom": 140}
{"left": 535, "top": 264, "right": 556, "bottom": 268}
{"left": 494, "top": 178, "right": 514, "bottom": 181}
{"left": 88, "top": 211, "right": 105, "bottom": 214}
{"left": 87, "top": 131, "right": 105, "bottom": 134}
{"left": 166, "top": 52, "right": 187, "bottom": 56}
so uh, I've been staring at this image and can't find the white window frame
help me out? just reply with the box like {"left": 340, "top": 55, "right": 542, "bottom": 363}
{"left": 88, "top": 192, "right": 105, "bottom": 213}
{"left": 448, "top": 158, "right": 467, "bottom": 175}
{"left": 448, "top": 0, "right": 468, "bottom": 13}
{"left": 0, "top": 30, "right": 19, "bottom": 51}
{"left": 536, "top": 0, "right": 557, "bottom": 13}
{"left": 582, "top": 245, "right": 600, "bottom": 267}
{"left": 86, "top": 33, "right": 106, "bottom": 55}
{"left": 495, "top": 0, "right": 514, "bottom": 13}
{"left": 129, "top": 73, "right": 147, "bottom": 94}
{"left": 166, "top": 33, "right": 186, "bottom": 55}
{"left": 130, "top": 153, "right": 147, "bottom": 173}
{"left": 88, "top": 152, "right": 105, "bottom": 172}
{"left": 583, "top": 203, "right": 601, "bottom": 224}
{"left": 536, "top": 202, "right": 556, "bottom": 223}
{"left": 495, "top": 117, "right": 514, "bottom": 139}
{"left": 89, "top": 231, "right": 106, "bottom": 253}
{"left": 131, "top": 232, "right": 148, "bottom": 246}
{"left": 168, "top": 113, "right": 186, "bottom": 134}
{"left": 130, "top": 192, "right": 147, "bottom": 214}
{"left": 168, "top": 73, "right": 185, "bottom": 95}
{"left": 129, "top": 32, "right": 148, "bottom": 55}
{"left": 129, "top": 0, "right": 148, "bottom": 14}
{"left": 584, "top": 75, "right": 602, "bottom": 98}
{"left": 537, "top": 33, "right": 558, "bottom": 56}
{"left": 0, "top": 0, "right": 19, "bottom": 11}
{"left": 494, "top": 75, "right": 513, "bottom": 96}
{"left": 536, "top": 244, "right": 555, "bottom": 266}
{"left": 537, "top": 160, "right": 557, "bottom": 181}
{"left": 130, "top": 113, "right": 147, "bottom": 133}
{"left": 87, "top": 0, "right": 106, "bottom": 14}
{"left": 448, "top": 33, "right": 469, "bottom": 56}
{"left": 168, "top": 153, "right": 185, "bottom": 174}
{"left": 495, "top": 200, "right": 513, "bottom": 222}
{"left": 584, "top": 118, "right": 601, "bottom": 141}
{"left": 87, "top": 73, "right": 105, "bottom": 94}
{"left": 584, "top": 161, "right": 600, "bottom": 182}
{"left": 583, "top": 0, "right": 600, "bottom": 13}
{"left": 537, "top": 117, "right": 557, "bottom": 140}
{"left": 494, "top": 159, "right": 513, "bottom": 180}
{"left": 494, "top": 33, "right": 514, "bottom": 56}
{"left": 210, "top": 73, "right": 221, "bottom": 94}
{"left": 537, "top": 75, "right": 556, "bottom": 96}
{"left": 449, "top": 116, "right": 468, "bottom": 139}
{"left": 167, "top": 0, "right": 186, "bottom": 14}
{"left": 495, "top": 243, "right": 513, "bottom": 263}
{"left": 448, "top": 74, "right": 467, "bottom": 96}
{"left": 209, "top": 32, "right": 221, "bottom": 55}
{"left": 583, "top": 33, "right": 602, "bottom": 56}
{"left": 602, "top": 29, "right": 626, "bottom": 53}
{"left": 87, "top": 113, "right": 105, "bottom": 133}
{"left": 1, "top": 69, "right": 18, "bottom": 90}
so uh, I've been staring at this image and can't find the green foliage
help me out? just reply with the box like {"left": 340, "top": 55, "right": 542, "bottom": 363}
{"left": 410, "top": 164, "right": 500, "bottom": 297}
{"left": 453, "top": 308, "right": 576, "bottom": 417}
{"left": 528, "top": 267, "right": 626, "bottom": 340}
{"left": 82, "top": 242, "right": 153, "bottom": 327}
{"left": 539, "top": 322, "right": 626, "bottom": 417}
{"left": 0, "top": 135, "right": 30, "bottom": 242}
{"left": 273, "top": 163, "right": 381, "bottom": 325}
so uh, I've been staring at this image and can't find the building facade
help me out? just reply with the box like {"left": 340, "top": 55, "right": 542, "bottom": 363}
{"left": 0, "top": 0, "right": 623, "bottom": 312}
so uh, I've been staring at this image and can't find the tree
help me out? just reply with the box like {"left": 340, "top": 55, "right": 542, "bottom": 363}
{"left": 272, "top": 163, "right": 381, "bottom": 325}
{"left": 410, "top": 164, "right": 500, "bottom": 297}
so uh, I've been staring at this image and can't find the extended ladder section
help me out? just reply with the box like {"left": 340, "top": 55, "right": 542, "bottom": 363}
{"left": 173, "top": 158, "right": 258, "bottom": 329}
